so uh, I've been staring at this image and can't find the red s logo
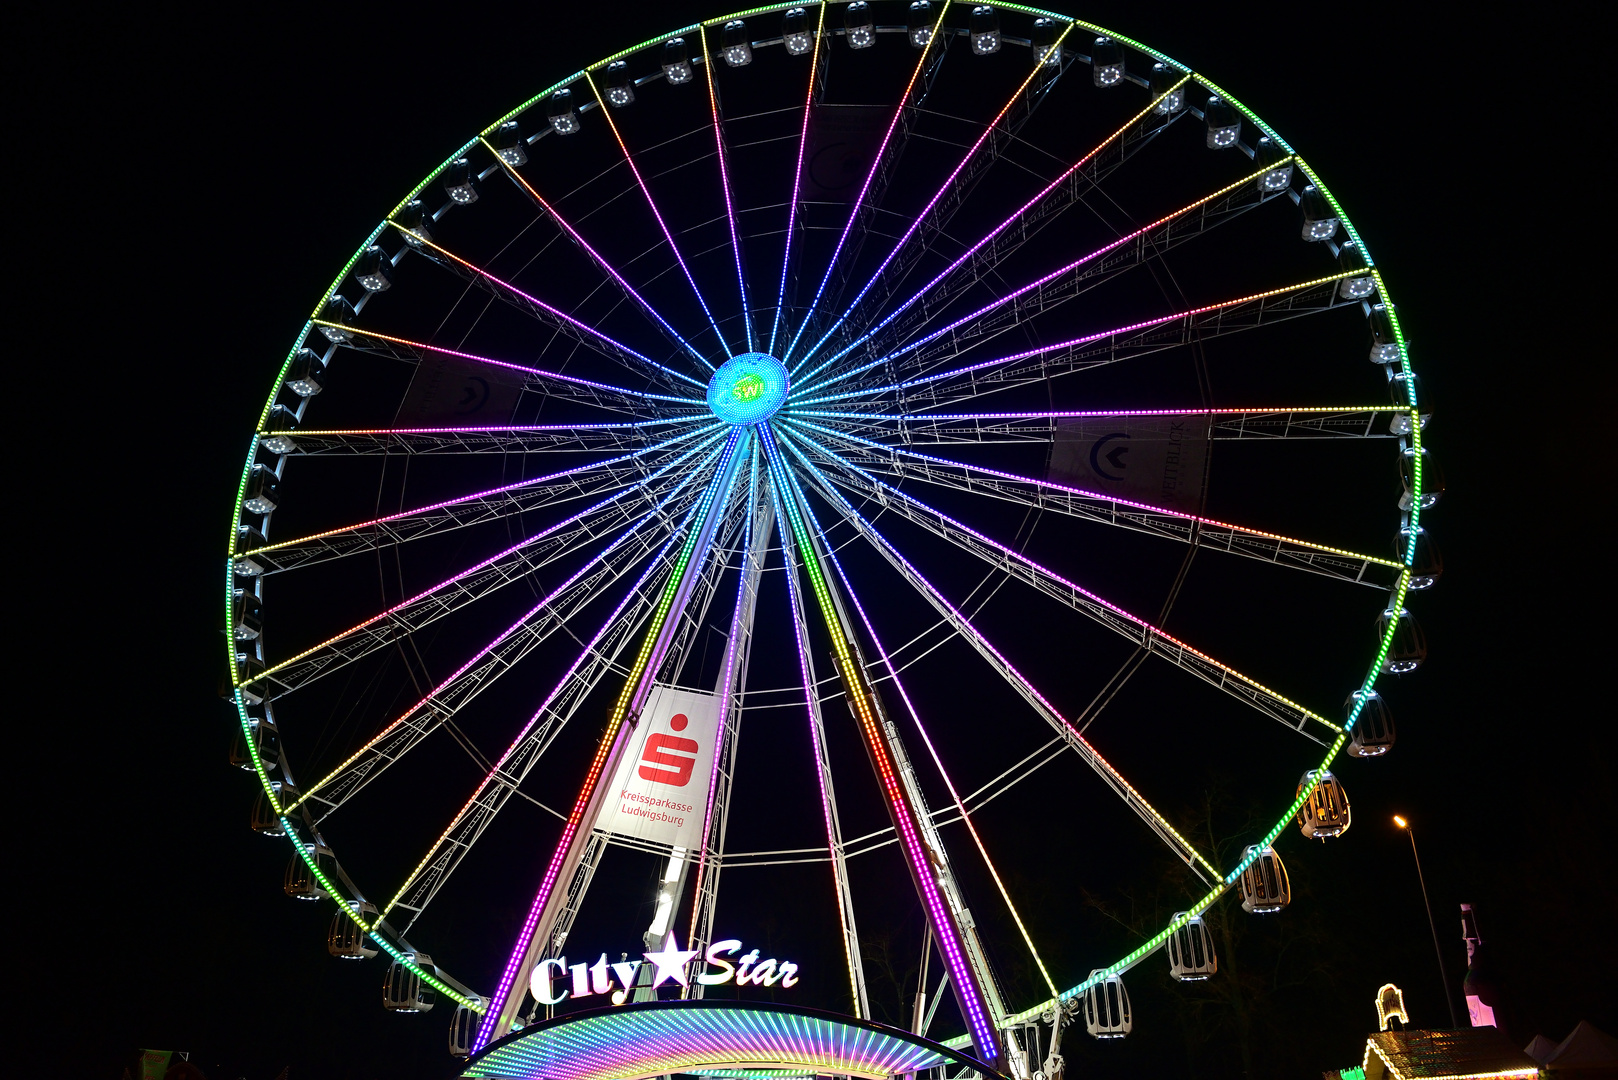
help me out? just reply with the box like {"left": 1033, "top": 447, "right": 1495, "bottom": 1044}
{"left": 638, "top": 714, "right": 698, "bottom": 786}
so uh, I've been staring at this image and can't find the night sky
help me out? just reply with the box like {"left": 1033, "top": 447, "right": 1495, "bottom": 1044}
{"left": 23, "top": 2, "right": 1611, "bottom": 1078}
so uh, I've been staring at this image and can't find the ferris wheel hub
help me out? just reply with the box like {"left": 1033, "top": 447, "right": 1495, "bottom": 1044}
{"left": 706, "top": 352, "right": 789, "bottom": 425}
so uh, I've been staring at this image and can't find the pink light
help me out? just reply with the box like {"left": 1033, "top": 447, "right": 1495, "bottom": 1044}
{"left": 702, "top": 28, "right": 752, "bottom": 352}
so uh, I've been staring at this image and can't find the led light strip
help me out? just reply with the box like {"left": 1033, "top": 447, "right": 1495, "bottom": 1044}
{"left": 786, "top": 416, "right": 1401, "bottom": 569}
{"left": 790, "top": 18, "right": 1077, "bottom": 376}
{"left": 777, "top": 427, "right": 1223, "bottom": 884}
{"left": 255, "top": 434, "right": 724, "bottom": 689}
{"left": 476, "top": 429, "right": 748, "bottom": 1051}
{"left": 795, "top": 74, "right": 1193, "bottom": 388}
{"left": 478, "top": 137, "right": 716, "bottom": 380}
{"left": 584, "top": 69, "right": 733, "bottom": 360}
{"left": 768, "top": 1, "right": 827, "bottom": 356}
{"left": 779, "top": 0, "right": 953, "bottom": 367}
{"left": 268, "top": 418, "right": 703, "bottom": 437}
{"left": 792, "top": 268, "right": 1367, "bottom": 407}
{"left": 699, "top": 27, "right": 754, "bottom": 353}
{"left": 761, "top": 425, "right": 999, "bottom": 1060}
{"left": 797, "top": 157, "right": 1291, "bottom": 397}
{"left": 239, "top": 423, "right": 720, "bottom": 560}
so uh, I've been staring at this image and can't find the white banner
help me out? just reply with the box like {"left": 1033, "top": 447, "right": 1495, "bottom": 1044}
{"left": 599, "top": 685, "right": 721, "bottom": 850}
{"left": 1049, "top": 414, "right": 1210, "bottom": 514}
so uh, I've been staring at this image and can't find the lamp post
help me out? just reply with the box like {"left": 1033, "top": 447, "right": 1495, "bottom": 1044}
{"left": 1394, "top": 815, "right": 1459, "bottom": 1028}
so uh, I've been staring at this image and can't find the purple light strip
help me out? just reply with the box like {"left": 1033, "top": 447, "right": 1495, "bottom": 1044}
{"left": 400, "top": 232, "right": 710, "bottom": 387}
{"left": 586, "top": 69, "right": 732, "bottom": 361}
{"left": 769, "top": 1, "right": 827, "bottom": 357}
{"left": 280, "top": 417, "right": 704, "bottom": 436}
{"left": 789, "top": 19, "right": 1074, "bottom": 378}
{"left": 771, "top": 474, "right": 865, "bottom": 1017}
{"left": 779, "top": 1, "right": 950, "bottom": 368}
{"left": 791, "top": 76, "right": 1191, "bottom": 389}
{"left": 249, "top": 423, "right": 721, "bottom": 557}
{"left": 791, "top": 270, "right": 1359, "bottom": 407}
{"left": 700, "top": 28, "right": 753, "bottom": 353}
{"left": 292, "top": 441, "right": 726, "bottom": 817}
{"left": 482, "top": 142, "right": 715, "bottom": 378}
{"left": 263, "top": 433, "right": 724, "bottom": 683}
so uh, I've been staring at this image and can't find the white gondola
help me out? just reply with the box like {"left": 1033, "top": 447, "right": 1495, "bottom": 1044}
{"left": 1346, "top": 691, "right": 1396, "bottom": 757}
{"left": 1081, "top": 970, "right": 1132, "bottom": 1039}
{"left": 384, "top": 952, "right": 438, "bottom": 1012}
{"left": 1239, "top": 844, "right": 1291, "bottom": 914}
{"left": 250, "top": 780, "right": 296, "bottom": 835}
{"left": 328, "top": 900, "right": 380, "bottom": 960}
{"left": 449, "top": 999, "right": 484, "bottom": 1058}
{"left": 1166, "top": 912, "right": 1217, "bottom": 980}
{"left": 1297, "top": 769, "right": 1352, "bottom": 840}
{"left": 283, "top": 842, "right": 337, "bottom": 900}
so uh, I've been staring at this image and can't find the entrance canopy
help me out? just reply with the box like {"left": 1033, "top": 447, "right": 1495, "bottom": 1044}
{"left": 460, "top": 1000, "right": 1004, "bottom": 1080}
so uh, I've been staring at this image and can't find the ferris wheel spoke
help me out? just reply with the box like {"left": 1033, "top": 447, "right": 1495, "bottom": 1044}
{"left": 385, "top": 228, "right": 705, "bottom": 393}
{"left": 583, "top": 67, "right": 732, "bottom": 360}
{"left": 286, "top": 454, "right": 730, "bottom": 824}
{"left": 781, "top": 426, "right": 1343, "bottom": 745}
{"left": 785, "top": 418, "right": 1401, "bottom": 589}
{"left": 798, "top": 74, "right": 1195, "bottom": 387}
{"left": 797, "top": 156, "right": 1290, "bottom": 398}
{"left": 264, "top": 416, "right": 708, "bottom": 457}
{"left": 250, "top": 440, "right": 723, "bottom": 701}
{"left": 385, "top": 512, "right": 707, "bottom": 930}
{"left": 793, "top": 269, "right": 1368, "bottom": 411}
{"left": 241, "top": 426, "right": 721, "bottom": 574}
{"left": 792, "top": 407, "right": 1408, "bottom": 446}
{"left": 479, "top": 139, "right": 717, "bottom": 377}
{"left": 779, "top": 1, "right": 952, "bottom": 367}
{"left": 788, "top": 18, "right": 1077, "bottom": 376}
{"left": 698, "top": 28, "right": 753, "bottom": 352}
{"left": 324, "top": 324, "right": 695, "bottom": 417}
{"left": 767, "top": 1, "right": 829, "bottom": 357}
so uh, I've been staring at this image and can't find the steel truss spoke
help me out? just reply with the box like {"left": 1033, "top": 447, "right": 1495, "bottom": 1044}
{"left": 799, "top": 76, "right": 1193, "bottom": 387}
{"left": 322, "top": 323, "right": 690, "bottom": 417}
{"left": 699, "top": 28, "right": 753, "bottom": 352}
{"left": 385, "top": 227, "right": 701, "bottom": 394}
{"left": 793, "top": 21, "right": 1082, "bottom": 375}
{"left": 780, "top": 1, "right": 953, "bottom": 366}
{"left": 786, "top": 419, "right": 1399, "bottom": 589}
{"left": 796, "top": 270, "right": 1366, "bottom": 411}
{"left": 774, "top": 477, "right": 871, "bottom": 1019}
{"left": 286, "top": 453, "right": 730, "bottom": 822}
{"left": 786, "top": 407, "right": 1407, "bottom": 445}
{"left": 799, "top": 157, "right": 1287, "bottom": 397}
{"left": 584, "top": 65, "right": 731, "bottom": 360}
{"left": 784, "top": 430, "right": 1225, "bottom": 883}
{"left": 387, "top": 479, "right": 754, "bottom": 930}
{"left": 265, "top": 417, "right": 708, "bottom": 457}
{"left": 243, "top": 426, "right": 721, "bottom": 574}
{"left": 768, "top": 0, "right": 829, "bottom": 356}
{"left": 479, "top": 138, "right": 716, "bottom": 379}
{"left": 252, "top": 440, "right": 723, "bottom": 700}
{"left": 781, "top": 427, "right": 1343, "bottom": 745}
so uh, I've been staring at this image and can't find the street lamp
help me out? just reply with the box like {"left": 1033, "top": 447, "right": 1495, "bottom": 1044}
{"left": 1394, "top": 815, "right": 1459, "bottom": 1028}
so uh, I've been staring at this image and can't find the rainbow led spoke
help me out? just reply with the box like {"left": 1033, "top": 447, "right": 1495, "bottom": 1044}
{"left": 779, "top": 1, "right": 952, "bottom": 368}
{"left": 584, "top": 69, "right": 732, "bottom": 361}
{"left": 789, "top": 20, "right": 1075, "bottom": 377}
{"left": 791, "top": 73, "right": 1194, "bottom": 389}
{"left": 768, "top": 1, "right": 827, "bottom": 356}
{"left": 798, "top": 158, "right": 1291, "bottom": 397}
{"left": 699, "top": 27, "right": 753, "bottom": 353}
{"left": 477, "top": 137, "right": 715, "bottom": 380}
{"left": 792, "top": 268, "right": 1368, "bottom": 408}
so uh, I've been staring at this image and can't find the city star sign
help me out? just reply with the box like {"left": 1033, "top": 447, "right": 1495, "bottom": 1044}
{"left": 530, "top": 932, "right": 801, "bottom": 1006}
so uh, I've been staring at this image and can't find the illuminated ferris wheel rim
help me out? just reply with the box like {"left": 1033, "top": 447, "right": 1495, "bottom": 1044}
{"left": 223, "top": 0, "right": 1430, "bottom": 1066}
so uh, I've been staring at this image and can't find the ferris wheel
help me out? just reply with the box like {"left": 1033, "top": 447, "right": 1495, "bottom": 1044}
{"left": 224, "top": 3, "right": 1438, "bottom": 1076}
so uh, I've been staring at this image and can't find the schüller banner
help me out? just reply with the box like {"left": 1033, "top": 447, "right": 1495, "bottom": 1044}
{"left": 599, "top": 685, "right": 721, "bottom": 850}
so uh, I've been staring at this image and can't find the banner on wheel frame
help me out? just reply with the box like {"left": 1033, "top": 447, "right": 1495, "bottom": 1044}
{"left": 599, "top": 685, "right": 721, "bottom": 850}
{"left": 1049, "top": 413, "right": 1211, "bottom": 515}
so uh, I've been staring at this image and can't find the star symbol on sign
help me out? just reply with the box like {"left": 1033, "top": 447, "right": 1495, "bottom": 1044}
{"left": 642, "top": 932, "right": 700, "bottom": 989}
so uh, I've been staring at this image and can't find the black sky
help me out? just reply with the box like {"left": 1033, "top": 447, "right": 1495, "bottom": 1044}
{"left": 19, "top": 1, "right": 1612, "bottom": 1078}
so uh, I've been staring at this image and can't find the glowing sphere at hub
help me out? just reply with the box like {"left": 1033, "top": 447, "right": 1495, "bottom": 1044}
{"left": 706, "top": 352, "right": 788, "bottom": 425}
